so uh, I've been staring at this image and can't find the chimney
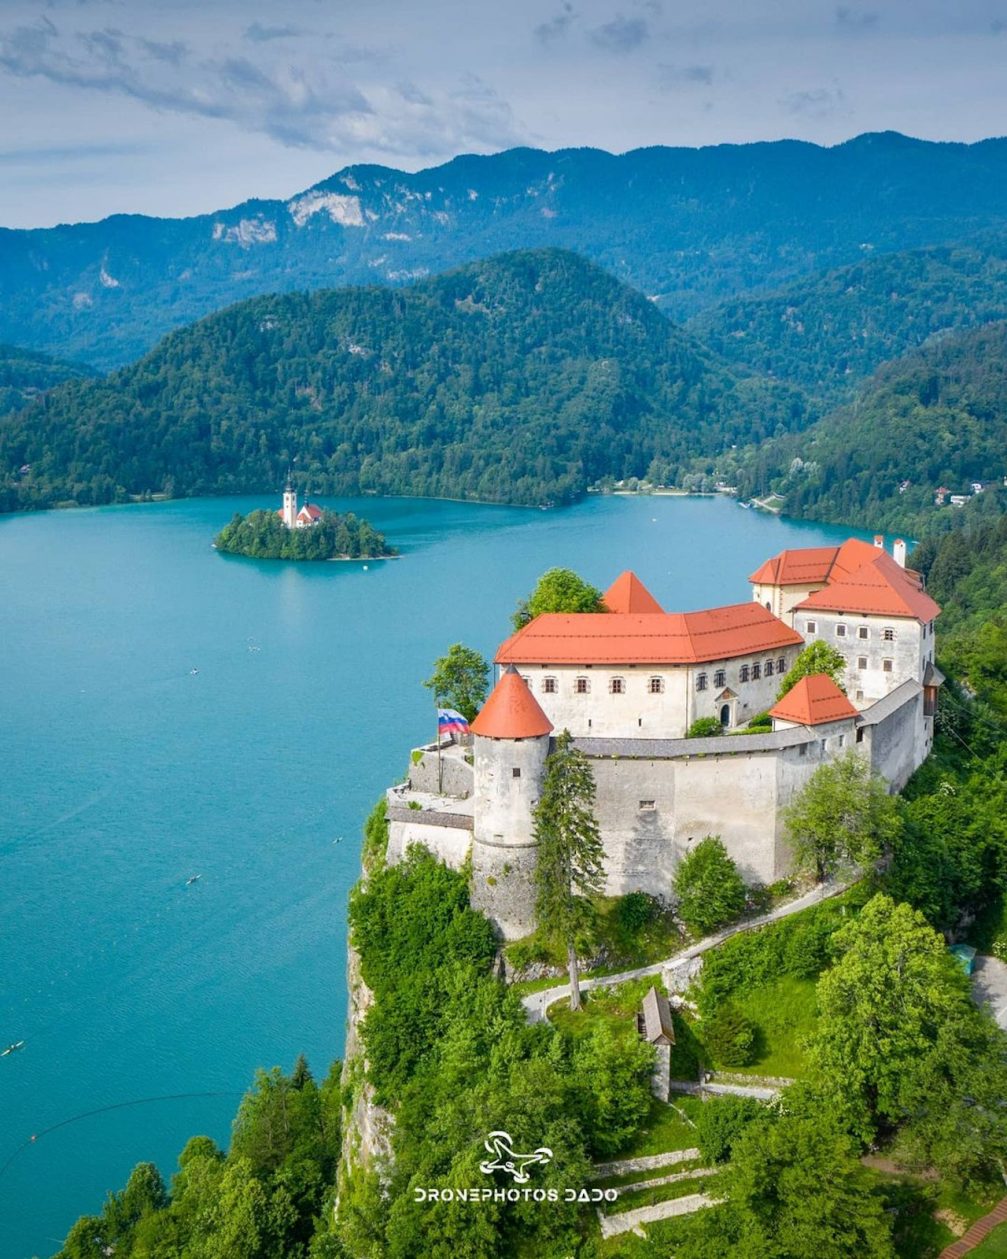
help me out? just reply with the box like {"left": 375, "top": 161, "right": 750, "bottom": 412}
{"left": 893, "top": 538, "right": 907, "bottom": 568}
{"left": 873, "top": 534, "right": 884, "bottom": 549}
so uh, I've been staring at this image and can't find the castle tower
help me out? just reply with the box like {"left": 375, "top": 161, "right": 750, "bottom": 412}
{"left": 282, "top": 478, "right": 297, "bottom": 529}
{"left": 469, "top": 666, "right": 553, "bottom": 940}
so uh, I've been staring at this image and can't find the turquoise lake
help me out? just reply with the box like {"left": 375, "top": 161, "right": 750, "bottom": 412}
{"left": 0, "top": 492, "right": 867, "bottom": 1256}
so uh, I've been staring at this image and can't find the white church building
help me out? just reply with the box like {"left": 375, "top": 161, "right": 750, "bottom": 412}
{"left": 385, "top": 536, "right": 943, "bottom": 940}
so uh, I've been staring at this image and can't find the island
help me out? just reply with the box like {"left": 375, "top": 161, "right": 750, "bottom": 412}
{"left": 214, "top": 485, "right": 395, "bottom": 562}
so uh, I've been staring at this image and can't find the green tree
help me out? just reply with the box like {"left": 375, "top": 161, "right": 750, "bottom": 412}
{"left": 680, "top": 1110, "right": 894, "bottom": 1258}
{"left": 776, "top": 640, "right": 848, "bottom": 700}
{"left": 783, "top": 751, "right": 901, "bottom": 881}
{"left": 810, "top": 894, "right": 970, "bottom": 1142}
{"left": 695, "top": 1095, "right": 765, "bottom": 1164}
{"left": 533, "top": 730, "right": 605, "bottom": 1010}
{"left": 571, "top": 1024, "right": 655, "bottom": 1156}
{"left": 512, "top": 567, "right": 605, "bottom": 629}
{"left": 687, "top": 716, "right": 724, "bottom": 738}
{"left": 673, "top": 836, "right": 747, "bottom": 935}
{"left": 423, "top": 643, "right": 490, "bottom": 723}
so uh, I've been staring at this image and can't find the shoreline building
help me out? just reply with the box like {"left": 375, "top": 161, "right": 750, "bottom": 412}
{"left": 386, "top": 538, "right": 943, "bottom": 940}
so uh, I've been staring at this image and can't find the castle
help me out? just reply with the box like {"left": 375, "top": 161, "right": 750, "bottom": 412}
{"left": 386, "top": 536, "right": 943, "bottom": 940}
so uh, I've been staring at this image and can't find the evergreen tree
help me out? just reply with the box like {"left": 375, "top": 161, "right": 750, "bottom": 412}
{"left": 532, "top": 730, "right": 605, "bottom": 1010}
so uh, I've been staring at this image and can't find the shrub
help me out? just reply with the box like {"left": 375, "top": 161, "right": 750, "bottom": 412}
{"left": 615, "top": 891, "right": 659, "bottom": 934}
{"left": 673, "top": 837, "right": 747, "bottom": 936}
{"left": 696, "top": 1095, "right": 765, "bottom": 1163}
{"left": 687, "top": 716, "right": 723, "bottom": 738}
{"left": 704, "top": 1000, "right": 756, "bottom": 1067}
{"left": 746, "top": 711, "right": 773, "bottom": 732}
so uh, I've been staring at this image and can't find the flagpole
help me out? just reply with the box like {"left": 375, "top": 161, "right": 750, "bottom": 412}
{"left": 436, "top": 699, "right": 443, "bottom": 794}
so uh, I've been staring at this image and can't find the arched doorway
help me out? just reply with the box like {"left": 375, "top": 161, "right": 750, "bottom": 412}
{"left": 719, "top": 704, "right": 731, "bottom": 727}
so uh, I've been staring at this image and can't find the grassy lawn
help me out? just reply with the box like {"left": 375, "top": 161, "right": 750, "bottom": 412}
{"left": 609, "top": 1096, "right": 706, "bottom": 1159}
{"left": 722, "top": 975, "right": 818, "bottom": 1078}
{"left": 598, "top": 1172, "right": 717, "bottom": 1215}
{"left": 972, "top": 1221, "right": 1007, "bottom": 1257}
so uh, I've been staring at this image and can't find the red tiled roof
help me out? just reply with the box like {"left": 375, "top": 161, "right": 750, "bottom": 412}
{"left": 470, "top": 668, "right": 553, "bottom": 739}
{"left": 495, "top": 603, "right": 803, "bottom": 666}
{"left": 604, "top": 571, "right": 664, "bottom": 614}
{"left": 795, "top": 550, "right": 940, "bottom": 622}
{"left": 299, "top": 503, "right": 323, "bottom": 521}
{"left": 749, "top": 538, "right": 880, "bottom": 587}
{"left": 769, "top": 674, "right": 859, "bottom": 726}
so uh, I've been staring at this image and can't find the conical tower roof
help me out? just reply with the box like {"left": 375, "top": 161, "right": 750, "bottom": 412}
{"left": 769, "top": 674, "right": 858, "bottom": 726}
{"left": 471, "top": 667, "right": 553, "bottom": 739}
{"left": 603, "top": 571, "right": 663, "bottom": 614}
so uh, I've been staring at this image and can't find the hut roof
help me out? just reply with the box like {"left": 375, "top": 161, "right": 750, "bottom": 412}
{"left": 641, "top": 986, "right": 676, "bottom": 1045}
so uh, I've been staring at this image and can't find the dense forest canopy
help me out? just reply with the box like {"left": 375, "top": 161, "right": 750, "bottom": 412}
{"left": 689, "top": 232, "right": 1007, "bottom": 405}
{"left": 10, "top": 132, "right": 1007, "bottom": 368}
{"left": 0, "top": 249, "right": 809, "bottom": 514}
{"left": 0, "top": 343, "right": 95, "bottom": 414}
{"left": 733, "top": 321, "right": 1007, "bottom": 534}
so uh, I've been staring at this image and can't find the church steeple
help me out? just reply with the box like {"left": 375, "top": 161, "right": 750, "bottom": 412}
{"left": 281, "top": 475, "right": 297, "bottom": 529}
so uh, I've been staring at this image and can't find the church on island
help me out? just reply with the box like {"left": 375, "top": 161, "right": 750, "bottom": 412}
{"left": 386, "top": 536, "right": 943, "bottom": 940}
{"left": 278, "top": 480, "right": 323, "bottom": 529}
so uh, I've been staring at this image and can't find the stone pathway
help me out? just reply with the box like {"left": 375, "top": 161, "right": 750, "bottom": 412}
{"left": 592, "top": 1147, "right": 700, "bottom": 1178}
{"left": 597, "top": 1192, "right": 716, "bottom": 1238}
{"left": 971, "top": 955, "right": 1007, "bottom": 1030}
{"left": 608, "top": 1166, "right": 717, "bottom": 1195}
{"left": 521, "top": 880, "right": 847, "bottom": 1022}
{"left": 670, "top": 1080, "right": 781, "bottom": 1101}
{"left": 940, "top": 1195, "right": 1007, "bottom": 1257}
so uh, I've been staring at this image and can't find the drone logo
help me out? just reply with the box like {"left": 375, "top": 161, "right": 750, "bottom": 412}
{"left": 479, "top": 1131, "right": 554, "bottom": 1184}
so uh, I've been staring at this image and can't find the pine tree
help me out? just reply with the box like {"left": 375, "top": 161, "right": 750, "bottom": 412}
{"left": 532, "top": 730, "right": 605, "bottom": 1010}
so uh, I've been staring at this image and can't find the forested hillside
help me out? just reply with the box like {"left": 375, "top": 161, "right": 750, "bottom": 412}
{"left": 0, "top": 344, "right": 94, "bottom": 414}
{"left": 738, "top": 322, "right": 1007, "bottom": 534}
{"left": 10, "top": 132, "right": 1007, "bottom": 368}
{"left": 690, "top": 234, "right": 1007, "bottom": 404}
{"left": 0, "top": 249, "right": 808, "bottom": 513}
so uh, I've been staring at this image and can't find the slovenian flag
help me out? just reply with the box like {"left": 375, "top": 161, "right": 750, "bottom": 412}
{"left": 438, "top": 708, "right": 470, "bottom": 735}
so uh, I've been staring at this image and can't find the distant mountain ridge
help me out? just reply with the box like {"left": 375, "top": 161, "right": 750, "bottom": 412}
{"left": 0, "top": 249, "right": 808, "bottom": 513}
{"left": 10, "top": 132, "right": 1007, "bottom": 369}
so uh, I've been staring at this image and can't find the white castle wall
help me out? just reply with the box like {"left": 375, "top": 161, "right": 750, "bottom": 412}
{"left": 510, "top": 652, "right": 800, "bottom": 740}
{"left": 790, "top": 609, "right": 929, "bottom": 706}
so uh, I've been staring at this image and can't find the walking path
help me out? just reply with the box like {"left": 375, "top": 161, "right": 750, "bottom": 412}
{"left": 940, "top": 1196, "right": 1007, "bottom": 1257}
{"left": 521, "top": 880, "right": 846, "bottom": 1022}
{"left": 593, "top": 1148, "right": 700, "bottom": 1178}
{"left": 597, "top": 1192, "right": 716, "bottom": 1238}
{"left": 670, "top": 1080, "right": 781, "bottom": 1101}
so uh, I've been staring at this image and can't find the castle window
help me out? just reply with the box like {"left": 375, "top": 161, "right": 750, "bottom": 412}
{"left": 799, "top": 743, "right": 807, "bottom": 757}
{"left": 739, "top": 664, "right": 750, "bottom": 683}
{"left": 838, "top": 734, "right": 845, "bottom": 748}
{"left": 836, "top": 624, "right": 847, "bottom": 638}
{"left": 610, "top": 677, "right": 625, "bottom": 695}
{"left": 543, "top": 676, "right": 558, "bottom": 694}
{"left": 575, "top": 676, "right": 591, "bottom": 694}
{"left": 858, "top": 626, "right": 870, "bottom": 640}
{"left": 858, "top": 656, "right": 868, "bottom": 670}
{"left": 521, "top": 674, "right": 533, "bottom": 689}
{"left": 649, "top": 676, "right": 665, "bottom": 694}
{"left": 512, "top": 767, "right": 521, "bottom": 778}
{"left": 696, "top": 673, "right": 708, "bottom": 692}
{"left": 883, "top": 627, "right": 896, "bottom": 642}
{"left": 806, "top": 620, "right": 817, "bottom": 635}
{"left": 883, "top": 659, "right": 893, "bottom": 673}
{"left": 714, "top": 669, "right": 726, "bottom": 688}
{"left": 777, "top": 657, "right": 786, "bottom": 673}
{"left": 856, "top": 689, "right": 864, "bottom": 700}
{"left": 639, "top": 799, "right": 656, "bottom": 812}
{"left": 751, "top": 662, "right": 761, "bottom": 680}
{"left": 765, "top": 660, "right": 774, "bottom": 677}
{"left": 856, "top": 727, "right": 866, "bottom": 743}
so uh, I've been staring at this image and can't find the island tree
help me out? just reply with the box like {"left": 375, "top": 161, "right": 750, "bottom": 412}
{"left": 776, "top": 640, "right": 848, "bottom": 701}
{"left": 512, "top": 567, "right": 605, "bottom": 630}
{"left": 533, "top": 730, "right": 605, "bottom": 1010}
{"left": 783, "top": 751, "right": 901, "bottom": 881}
{"left": 423, "top": 644, "right": 490, "bottom": 724}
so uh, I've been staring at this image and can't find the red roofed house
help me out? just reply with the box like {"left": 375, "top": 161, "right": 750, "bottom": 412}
{"left": 494, "top": 571, "right": 804, "bottom": 737}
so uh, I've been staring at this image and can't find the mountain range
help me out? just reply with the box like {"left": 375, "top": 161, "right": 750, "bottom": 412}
{"left": 10, "top": 132, "right": 1007, "bottom": 370}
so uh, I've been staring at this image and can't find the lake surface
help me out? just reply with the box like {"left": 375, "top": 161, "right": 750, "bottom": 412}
{"left": 0, "top": 492, "right": 866, "bottom": 1256}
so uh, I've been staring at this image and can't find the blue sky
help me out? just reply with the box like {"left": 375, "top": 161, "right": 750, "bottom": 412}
{"left": 2, "top": 0, "right": 1007, "bottom": 227}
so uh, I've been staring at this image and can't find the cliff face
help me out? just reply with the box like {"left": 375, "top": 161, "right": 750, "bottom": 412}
{"left": 338, "top": 941, "right": 394, "bottom": 1186}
